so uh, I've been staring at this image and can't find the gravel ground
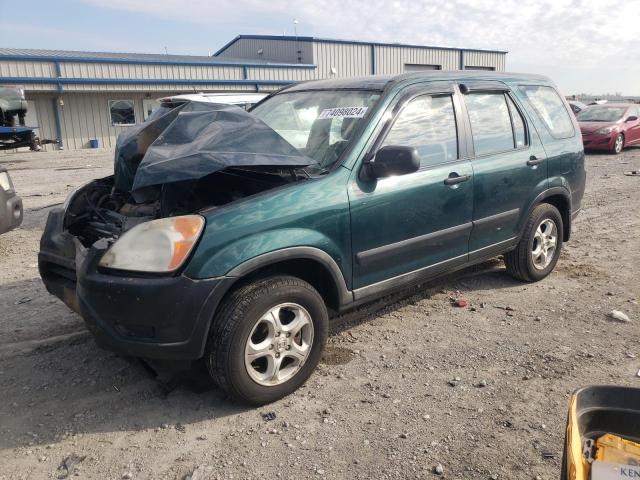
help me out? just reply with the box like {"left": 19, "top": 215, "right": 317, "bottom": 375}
{"left": 0, "top": 148, "right": 638, "bottom": 480}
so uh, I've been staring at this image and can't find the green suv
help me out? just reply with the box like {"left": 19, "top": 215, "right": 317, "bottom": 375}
{"left": 39, "top": 71, "right": 585, "bottom": 405}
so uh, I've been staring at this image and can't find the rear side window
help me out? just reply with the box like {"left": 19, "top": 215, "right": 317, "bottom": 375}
{"left": 464, "top": 93, "right": 514, "bottom": 155}
{"left": 507, "top": 96, "right": 527, "bottom": 148}
{"left": 518, "top": 85, "right": 574, "bottom": 138}
{"left": 382, "top": 95, "right": 458, "bottom": 168}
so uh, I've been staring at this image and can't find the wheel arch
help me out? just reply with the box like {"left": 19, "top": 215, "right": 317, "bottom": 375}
{"left": 523, "top": 187, "right": 572, "bottom": 241}
{"left": 225, "top": 247, "right": 353, "bottom": 314}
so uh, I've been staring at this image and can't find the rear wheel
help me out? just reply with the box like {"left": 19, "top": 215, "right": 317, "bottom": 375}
{"left": 206, "top": 275, "right": 328, "bottom": 405}
{"left": 613, "top": 133, "right": 624, "bottom": 154}
{"left": 505, "top": 203, "right": 563, "bottom": 282}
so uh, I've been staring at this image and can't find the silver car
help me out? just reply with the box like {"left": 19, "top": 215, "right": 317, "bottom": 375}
{"left": 0, "top": 167, "right": 23, "bottom": 234}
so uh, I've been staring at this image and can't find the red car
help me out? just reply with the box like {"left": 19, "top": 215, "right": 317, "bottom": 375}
{"left": 578, "top": 103, "right": 640, "bottom": 153}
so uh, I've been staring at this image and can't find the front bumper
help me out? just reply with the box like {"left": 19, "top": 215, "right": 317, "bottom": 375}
{"left": 0, "top": 189, "right": 23, "bottom": 234}
{"left": 38, "top": 208, "right": 233, "bottom": 360}
{"left": 581, "top": 131, "right": 616, "bottom": 151}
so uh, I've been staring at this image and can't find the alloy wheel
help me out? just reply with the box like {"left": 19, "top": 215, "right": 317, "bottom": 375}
{"left": 614, "top": 134, "right": 624, "bottom": 153}
{"left": 531, "top": 218, "right": 558, "bottom": 270}
{"left": 244, "top": 303, "right": 314, "bottom": 386}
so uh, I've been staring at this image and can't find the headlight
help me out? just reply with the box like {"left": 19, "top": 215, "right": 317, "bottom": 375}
{"left": 99, "top": 215, "right": 205, "bottom": 273}
{"left": 0, "top": 171, "right": 13, "bottom": 192}
{"left": 596, "top": 126, "right": 615, "bottom": 135}
{"left": 63, "top": 180, "right": 93, "bottom": 212}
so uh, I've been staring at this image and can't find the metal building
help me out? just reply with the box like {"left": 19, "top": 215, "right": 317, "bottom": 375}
{"left": 0, "top": 35, "right": 506, "bottom": 151}
{"left": 215, "top": 35, "right": 507, "bottom": 76}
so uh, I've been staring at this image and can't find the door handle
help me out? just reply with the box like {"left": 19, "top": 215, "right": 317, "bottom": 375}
{"left": 444, "top": 173, "right": 471, "bottom": 186}
{"left": 526, "top": 155, "right": 544, "bottom": 166}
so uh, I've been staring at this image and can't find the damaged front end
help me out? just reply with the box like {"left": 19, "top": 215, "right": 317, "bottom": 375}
{"left": 38, "top": 101, "right": 317, "bottom": 359}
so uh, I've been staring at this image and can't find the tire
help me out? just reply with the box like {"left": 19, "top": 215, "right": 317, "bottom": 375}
{"left": 504, "top": 203, "right": 564, "bottom": 282}
{"left": 205, "top": 275, "right": 328, "bottom": 405}
{"left": 613, "top": 133, "right": 624, "bottom": 154}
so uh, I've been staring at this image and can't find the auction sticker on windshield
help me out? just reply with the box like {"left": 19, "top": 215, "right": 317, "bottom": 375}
{"left": 318, "top": 106, "right": 368, "bottom": 119}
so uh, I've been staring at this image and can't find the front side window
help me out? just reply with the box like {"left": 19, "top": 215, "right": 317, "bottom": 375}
{"left": 465, "top": 93, "right": 515, "bottom": 155}
{"left": 109, "top": 100, "right": 136, "bottom": 126}
{"left": 251, "top": 90, "right": 380, "bottom": 169}
{"left": 519, "top": 85, "right": 574, "bottom": 138}
{"left": 381, "top": 95, "right": 458, "bottom": 168}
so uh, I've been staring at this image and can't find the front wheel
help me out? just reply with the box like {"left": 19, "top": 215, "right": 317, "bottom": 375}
{"left": 206, "top": 275, "right": 328, "bottom": 405}
{"left": 613, "top": 133, "right": 624, "bottom": 154}
{"left": 505, "top": 203, "right": 563, "bottom": 282}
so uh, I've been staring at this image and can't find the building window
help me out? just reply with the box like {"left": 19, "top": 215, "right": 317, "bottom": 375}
{"left": 465, "top": 66, "right": 496, "bottom": 71}
{"left": 109, "top": 100, "right": 136, "bottom": 126}
{"left": 404, "top": 64, "right": 442, "bottom": 72}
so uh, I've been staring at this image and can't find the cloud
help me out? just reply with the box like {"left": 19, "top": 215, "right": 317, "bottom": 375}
{"left": 51, "top": 0, "right": 640, "bottom": 93}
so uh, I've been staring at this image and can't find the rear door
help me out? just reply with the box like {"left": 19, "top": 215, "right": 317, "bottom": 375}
{"left": 458, "top": 82, "right": 548, "bottom": 257}
{"left": 349, "top": 83, "right": 474, "bottom": 296}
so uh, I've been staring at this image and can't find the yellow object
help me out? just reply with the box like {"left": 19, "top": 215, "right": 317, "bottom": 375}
{"left": 565, "top": 395, "right": 591, "bottom": 480}
{"left": 595, "top": 434, "right": 640, "bottom": 466}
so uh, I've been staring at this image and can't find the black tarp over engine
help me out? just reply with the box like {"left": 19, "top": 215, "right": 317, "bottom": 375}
{"left": 113, "top": 101, "right": 317, "bottom": 193}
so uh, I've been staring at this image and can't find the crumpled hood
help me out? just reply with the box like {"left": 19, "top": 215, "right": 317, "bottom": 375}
{"left": 113, "top": 101, "right": 317, "bottom": 192}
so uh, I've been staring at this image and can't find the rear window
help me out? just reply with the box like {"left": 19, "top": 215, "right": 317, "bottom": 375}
{"left": 464, "top": 93, "right": 515, "bottom": 155}
{"left": 518, "top": 85, "right": 574, "bottom": 139}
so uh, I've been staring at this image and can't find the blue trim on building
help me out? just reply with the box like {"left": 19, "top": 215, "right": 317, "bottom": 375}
{"left": 213, "top": 35, "right": 243, "bottom": 56}
{"left": 459, "top": 50, "right": 465, "bottom": 70}
{"left": 52, "top": 97, "right": 63, "bottom": 148}
{"left": 53, "top": 61, "right": 63, "bottom": 93}
{"left": 0, "top": 53, "right": 316, "bottom": 69}
{"left": 0, "top": 77, "right": 295, "bottom": 87}
{"left": 213, "top": 34, "right": 508, "bottom": 56}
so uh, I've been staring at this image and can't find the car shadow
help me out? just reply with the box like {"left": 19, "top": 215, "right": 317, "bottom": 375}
{"left": 0, "top": 257, "right": 519, "bottom": 451}
{"left": 330, "top": 256, "right": 518, "bottom": 334}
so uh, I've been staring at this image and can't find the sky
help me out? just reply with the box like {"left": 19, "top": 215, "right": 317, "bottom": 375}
{"left": 1, "top": 0, "right": 639, "bottom": 95}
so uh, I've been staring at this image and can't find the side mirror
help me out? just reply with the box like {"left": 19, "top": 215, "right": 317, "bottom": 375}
{"left": 626, "top": 116, "right": 638, "bottom": 122}
{"left": 363, "top": 145, "right": 420, "bottom": 180}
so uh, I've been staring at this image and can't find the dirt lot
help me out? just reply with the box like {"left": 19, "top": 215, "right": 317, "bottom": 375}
{"left": 0, "top": 148, "right": 638, "bottom": 480}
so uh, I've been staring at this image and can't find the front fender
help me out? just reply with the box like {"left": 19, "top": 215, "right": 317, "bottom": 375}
{"left": 186, "top": 227, "right": 348, "bottom": 281}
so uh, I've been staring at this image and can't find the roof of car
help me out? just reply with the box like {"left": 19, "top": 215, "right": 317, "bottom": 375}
{"left": 283, "top": 71, "right": 551, "bottom": 92}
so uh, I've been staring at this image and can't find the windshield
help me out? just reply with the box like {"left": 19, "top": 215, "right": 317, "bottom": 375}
{"left": 577, "top": 106, "right": 627, "bottom": 122}
{"left": 251, "top": 90, "right": 381, "bottom": 169}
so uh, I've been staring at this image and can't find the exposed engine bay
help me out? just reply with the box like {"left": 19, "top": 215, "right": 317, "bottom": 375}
{"left": 64, "top": 167, "right": 300, "bottom": 248}
{"left": 63, "top": 100, "right": 319, "bottom": 248}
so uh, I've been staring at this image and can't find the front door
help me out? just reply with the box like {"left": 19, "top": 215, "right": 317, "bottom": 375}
{"left": 458, "top": 83, "right": 548, "bottom": 256}
{"left": 349, "top": 84, "right": 474, "bottom": 298}
{"left": 625, "top": 106, "right": 640, "bottom": 144}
